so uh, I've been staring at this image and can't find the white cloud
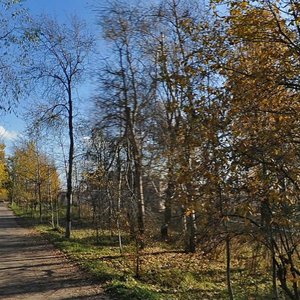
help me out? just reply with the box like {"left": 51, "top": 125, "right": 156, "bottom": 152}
{"left": 0, "top": 126, "right": 18, "bottom": 141}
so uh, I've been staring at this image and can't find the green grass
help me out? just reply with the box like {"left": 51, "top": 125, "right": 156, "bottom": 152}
{"left": 10, "top": 204, "right": 280, "bottom": 300}
{"left": 107, "top": 278, "right": 163, "bottom": 300}
{"left": 35, "top": 226, "right": 276, "bottom": 300}
{"left": 36, "top": 225, "right": 163, "bottom": 299}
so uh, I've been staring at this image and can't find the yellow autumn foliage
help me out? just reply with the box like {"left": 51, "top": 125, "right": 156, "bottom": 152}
{"left": 0, "top": 144, "right": 8, "bottom": 200}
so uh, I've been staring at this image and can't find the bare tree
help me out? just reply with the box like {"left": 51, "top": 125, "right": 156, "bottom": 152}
{"left": 94, "top": 2, "right": 158, "bottom": 243}
{"left": 25, "top": 16, "right": 94, "bottom": 238}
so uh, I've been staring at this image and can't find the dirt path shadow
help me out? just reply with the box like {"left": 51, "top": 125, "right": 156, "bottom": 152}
{"left": 0, "top": 202, "right": 110, "bottom": 300}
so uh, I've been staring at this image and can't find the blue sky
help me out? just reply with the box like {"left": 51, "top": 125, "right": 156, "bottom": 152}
{"left": 25, "top": 0, "right": 94, "bottom": 16}
{"left": 1, "top": 0, "right": 158, "bottom": 152}
{"left": 1, "top": 0, "right": 101, "bottom": 151}
{"left": 23, "top": 0, "right": 101, "bottom": 30}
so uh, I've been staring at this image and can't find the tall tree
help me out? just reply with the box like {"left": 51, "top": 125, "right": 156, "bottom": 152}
{"left": 212, "top": 1, "right": 300, "bottom": 298}
{"left": 25, "top": 16, "right": 94, "bottom": 237}
{"left": 154, "top": 0, "right": 224, "bottom": 252}
{"left": 95, "top": 2, "right": 157, "bottom": 242}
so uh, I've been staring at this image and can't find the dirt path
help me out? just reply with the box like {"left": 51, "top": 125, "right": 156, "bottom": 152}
{"left": 0, "top": 202, "right": 110, "bottom": 300}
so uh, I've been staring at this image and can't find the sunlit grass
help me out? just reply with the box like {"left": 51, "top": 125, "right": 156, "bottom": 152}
{"left": 11, "top": 204, "right": 277, "bottom": 300}
{"left": 37, "top": 226, "right": 274, "bottom": 299}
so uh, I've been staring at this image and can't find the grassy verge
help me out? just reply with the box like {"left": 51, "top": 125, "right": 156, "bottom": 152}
{"left": 10, "top": 204, "right": 277, "bottom": 300}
